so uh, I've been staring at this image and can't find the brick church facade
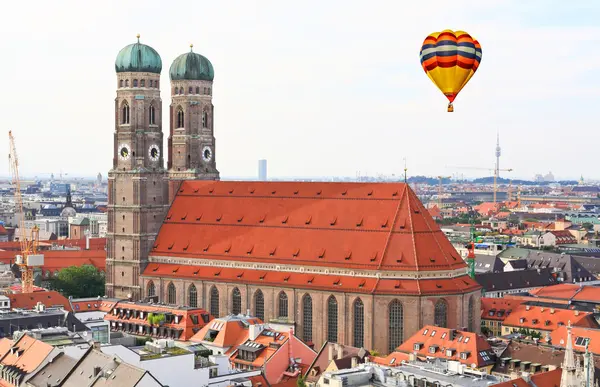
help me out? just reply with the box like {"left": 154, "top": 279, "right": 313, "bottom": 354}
{"left": 106, "top": 37, "right": 482, "bottom": 355}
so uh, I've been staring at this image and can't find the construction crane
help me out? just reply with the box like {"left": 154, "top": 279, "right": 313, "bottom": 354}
{"left": 8, "top": 131, "right": 44, "bottom": 293}
{"left": 446, "top": 166, "right": 513, "bottom": 205}
{"left": 436, "top": 176, "right": 451, "bottom": 209}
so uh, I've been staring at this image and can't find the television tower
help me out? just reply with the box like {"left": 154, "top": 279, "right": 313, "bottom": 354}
{"left": 495, "top": 131, "right": 501, "bottom": 179}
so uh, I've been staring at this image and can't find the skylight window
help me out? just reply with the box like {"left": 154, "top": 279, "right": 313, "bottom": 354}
{"left": 423, "top": 329, "right": 429, "bottom": 336}
{"left": 430, "top": 330, "right": 436, "bottom": 337}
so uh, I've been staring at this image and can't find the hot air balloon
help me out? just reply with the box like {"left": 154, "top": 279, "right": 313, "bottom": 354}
{"left": 419, "top": 30, "right": 482, "bottom": 112}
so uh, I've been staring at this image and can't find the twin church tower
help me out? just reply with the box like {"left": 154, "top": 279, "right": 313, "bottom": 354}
{"left": 106, "top": 35, "right": 219, "bottom": 299}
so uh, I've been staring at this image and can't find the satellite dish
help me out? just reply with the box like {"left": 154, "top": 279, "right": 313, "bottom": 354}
{"left": 83, "top": 331, "right": 88, "bottom": 336}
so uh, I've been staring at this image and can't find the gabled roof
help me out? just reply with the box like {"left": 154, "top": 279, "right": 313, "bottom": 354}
{"left": 481, "top": 298, "right": 525, "bottom": 321}
{"left": 190, "top": 315, "right": 263, "bottom": 348}
{"left": 492, "top": 369, "right": 561, "bottom": 387}
{"left": 304, "top": 342, "right": 367, "bottom": 383}
{"left": 148, "top": 181, "right": 467, "bottom": 273}
{"left": 395, "top": 325, "right": 495, "bottom": 368}
{"left": 0, "top": 250, "right": 106, "bottom": 272}
{"left": 9, "top": 290, "right": 73, "bottom": 312}
{"left": 502, "top": 304, "right": 598, "bottom": 332}
{"left": 0, "top": 334, "right": 53, "bottom": 373}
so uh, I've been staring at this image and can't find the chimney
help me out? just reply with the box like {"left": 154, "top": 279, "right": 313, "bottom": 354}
{"left": 351, "top": 356, "right": 358, "bottom": 369}
{"left": 337, "top": 344, "right": 343, "bottom": 360}
{"left": 85, "top": 233, "right": 90, "bottom": 250}
{"left": 575, "top": 310, "right": 580, "bottom": 316}
{"left": 550, "top": 308, "right": 555, "bottom": 314}
{"left": 249, "top": 324, "right": 264, "bottom": 341}
{"left": 328, "top": 345, "right": 334, "bottom": 362}
{"left": 449, "top": 329, "right": 456, "bottom": 341}
{"left": 525, "top": 305, "right": 530, "bottom": 311}
{"left": 93, "top": 341, "right": 101, "bottom": 350}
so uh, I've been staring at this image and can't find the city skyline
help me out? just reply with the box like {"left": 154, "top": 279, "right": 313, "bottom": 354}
{"left": 1, "top": 1, "right": 599, "bottom": 179}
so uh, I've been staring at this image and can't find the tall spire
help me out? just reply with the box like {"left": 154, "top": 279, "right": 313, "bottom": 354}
{"left": 560, "top": 321, "right": 579, "bottom": 387}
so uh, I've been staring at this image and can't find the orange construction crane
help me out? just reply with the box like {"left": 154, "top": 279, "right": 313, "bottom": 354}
{"left": 8, "top": 131, "right": 44, "bottom": 293}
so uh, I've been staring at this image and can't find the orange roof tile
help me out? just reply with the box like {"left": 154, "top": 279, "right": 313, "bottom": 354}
{"left": 550, "top": 326, "right": 600, "bottom": 355}
{"left": 0, "top": 250, "right": 105, "bottom": 271}
{"left": 190, "top": 316, "right": 263, "bottom": 347}
{"left": 144, "top": 263, "right": 479, "bottom": 296}
{"left": 503, "top": 304, "right": 598, "bottom": 332}
{"left": 148, "top": 181, "right": 467, "bottom": 273}
{"left": 9, "top": 291, "right": 73, "bottom": 312}
{"left": 395, "top": 325, "right": 494, "bottom": 368}
{"left": 0, "top": 334, "right": 53, "bottom": 373}
{"left": 492, "top": 369, "right": 561, "bottom": 387}
{"left": 480, "top": 298, "right": 525, "bottom": 321}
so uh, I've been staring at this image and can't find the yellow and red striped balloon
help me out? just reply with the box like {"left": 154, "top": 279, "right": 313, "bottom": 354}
{"left": 419, "top": 30, "right": 482, "bottom": 112}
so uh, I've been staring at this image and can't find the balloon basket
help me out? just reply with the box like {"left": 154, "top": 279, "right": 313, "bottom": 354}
{"left": 447, "top": 103, "right": 454, "bottom": 112}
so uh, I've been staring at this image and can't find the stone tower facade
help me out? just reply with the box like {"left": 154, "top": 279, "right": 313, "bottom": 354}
{"left": 106, "top": 37, "right": 169, "bottom": 300}
{"left": 167, "top": 45, "right": 219, "bottom": 202}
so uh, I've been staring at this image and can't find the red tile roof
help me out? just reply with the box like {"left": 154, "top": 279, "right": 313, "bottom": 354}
{"left": 0, "top": 250, "right": 105, "bottom": 272}
{"left": 8, "top": 291, "right": 73, "bottom": 312}
{"left": 480, "top": 298, "right": 525, "bottom": 321}
{"left": 0, "top": 334, "right": 53, "bottom": 373}
{"left": 0, "top": 238, "right": 106, "bottom": 252}
{"left": 190, "top": 316, "right": 263, "bottom": 348}
{"left": 0, "top": 226, "right": 8, "bottom": 236}
{"left": 394, "top": 325, "right": 495, "bottom": 368}
{"left": 493, "top": 369, "right": 561, "bottom": 387}
{"left": 148, "top": 181, "right": 467, "bottom": 273}
{"left": 144, "top": 263, "right": 480, "bottom": 296}
{"left": 503, "top": 304, "right": 598, "bottom": 332}
{"left": 547, "top": 230, "right": 577, "bottom": 245}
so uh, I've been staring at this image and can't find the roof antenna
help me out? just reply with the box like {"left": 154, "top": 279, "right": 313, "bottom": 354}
{"left": 403, "top": 158, "right": 407, "bottom": 183}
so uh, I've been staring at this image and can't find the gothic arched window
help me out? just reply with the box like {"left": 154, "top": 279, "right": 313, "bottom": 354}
{"left": 174, "top": 87, "right": 178, "bottom": 95}
{"left": 434, "top": 299, "right": 448, "bottom": 328}
{"left": 353, "top": 298, "right": 364, "bottom": 348}
{"left": 122, "top": 102, "right": 130, "bottom": 124}
{"left": 119, "top": 79, "right": 123, "bottom": 88}
{"left": 208, "top": 87, "right": 211, "bottom": 95}
{"left": 140, "top": 79, "right": 145, "bottom": 87}
{"left": 278, "top": 292, "right": 288, "bottom": 319}
{"left": 167, "top": 282, "right": 176, "bottom": 304}
{"left": 388, "top": 300, "right": 403, "bottom": 353}
{"left": 188, "top": 284, "right": 198, "bottom": 308}
{"left": 147, "top": 281, "right": 155, "bottom": 297}
{"left": 195, "top": 86, "right": 200, "bottom": 94}
{"left": 177, "top": 107, "right": 184, "bottom": 128}
{"left": 468, "top": 295, "right": 475, "bottom": 332}
{"left": 149, "top": 105, "right": 156, "bottom": 125}
{"left": 302, "top": 294, "right": 313, "bottom": 343}
{"left": 188, "top": 86, "right": 193, "bottom": 94}
{"left": 149, "top": 80, "right": 153, "bottom": 87}
{"left": 202, "top": 111, "right": 208, "bottom": 128}
{"left": 327, "top": 296, "right": 338, "bottom": 342}
{"left": 232, "top": 287, "right": 241, "bottom": 315}
{"left": 125, "top": 79, "right": 129, "bottom": 87}
{"left": 133, "top": 79, "right": 138, "bottom": 87}
{"left": 210, "top": 286, "right": 219, "bottom": 317}
{"left": 179, "top": 87, "right": 184, "bottom": 94}
{"left": 254, "top": 290, "right": 264, "bottom": 321}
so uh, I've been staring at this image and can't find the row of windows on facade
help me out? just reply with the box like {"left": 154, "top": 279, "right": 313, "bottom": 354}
{"left": 119, "top": 79, "right": 159, "bottom": 88}
{"left": 176, "top": 108, "right": 208, "bottom": 129}
{"left": 146, "top": 281, "right": 475, "bottom": 353}
{"left": 121, "top": 104, "right": 156, "bottom": 125}
{"left": 174, "top": 87, "right": 212, "bottom": 96}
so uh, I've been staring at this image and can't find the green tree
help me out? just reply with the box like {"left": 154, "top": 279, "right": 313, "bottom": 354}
{"left": 297, "top": 375, "right": 307, "bottom": 387}
{"left": 46, "top": 264, "right": 105, "bottom": 298}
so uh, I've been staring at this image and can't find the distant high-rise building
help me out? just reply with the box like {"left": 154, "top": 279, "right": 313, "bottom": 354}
{"left": 258, "top": 159, "right": 267, "bottom": 181}
{"left": 495, "top": 132, "right": 501, "bottom": 178}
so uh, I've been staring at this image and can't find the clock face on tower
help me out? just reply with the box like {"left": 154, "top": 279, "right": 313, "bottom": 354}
{"left": 202, "top": 146, "right": 212, "bottom": 162}
{"left": 148, "top": 144, "right": 160, "bottom": 162}
{"left": 118, "top": 144, "right": 131, "bottom": 161}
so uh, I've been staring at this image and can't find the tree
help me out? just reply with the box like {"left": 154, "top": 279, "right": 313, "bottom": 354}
{"left": 297, "top": 375, "right": 307, "bottom": 387}
{"left": 45, "top": 264, "right": 105, "bottom": 298}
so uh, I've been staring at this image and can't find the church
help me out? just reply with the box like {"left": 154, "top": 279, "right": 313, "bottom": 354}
{"left": 105, "top": 36, "right": 482, "bottom": 355}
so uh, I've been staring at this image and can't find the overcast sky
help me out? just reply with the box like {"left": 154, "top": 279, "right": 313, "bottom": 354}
{"left": 1, "top": 0, "right": 598, "bottom": 181}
